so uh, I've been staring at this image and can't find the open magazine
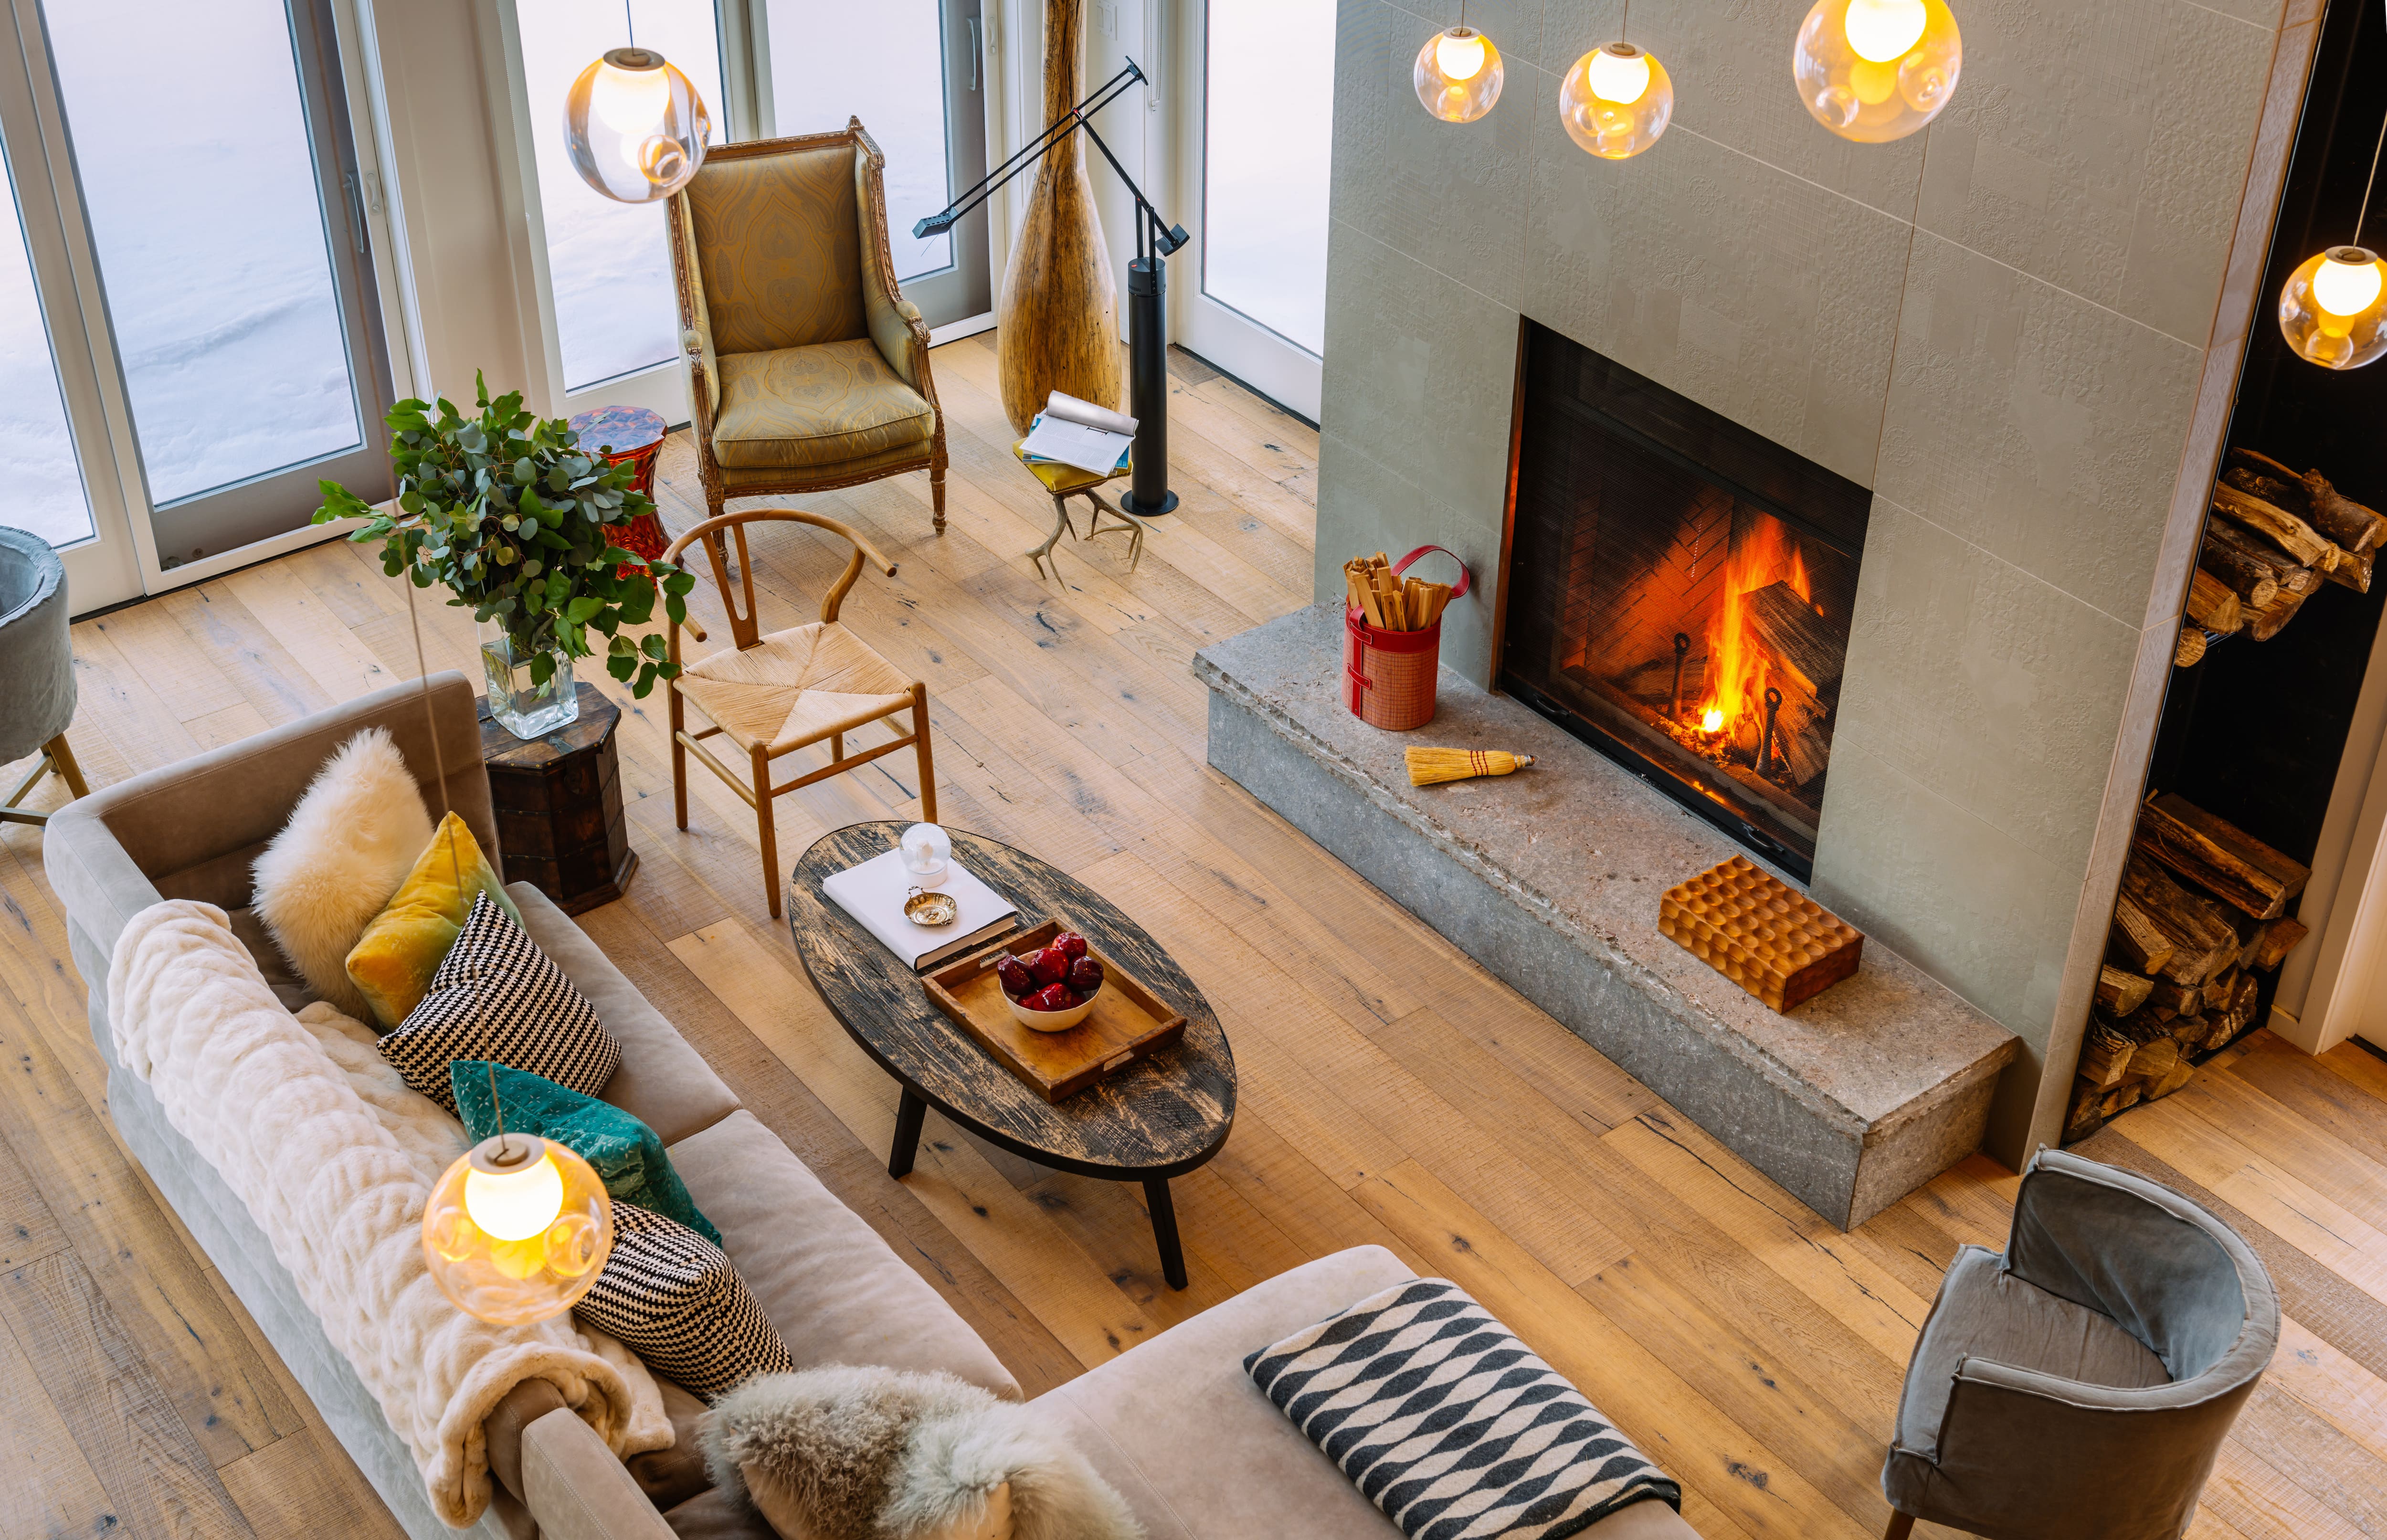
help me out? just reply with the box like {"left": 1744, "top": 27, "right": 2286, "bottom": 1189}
{"left": 1019, "top": 390, "right": 1137, "bottom": 477}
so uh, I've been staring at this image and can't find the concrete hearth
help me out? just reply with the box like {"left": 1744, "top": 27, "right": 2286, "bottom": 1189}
{"left": 1199, "top": 605, "right": 2018, "bottom": 1229}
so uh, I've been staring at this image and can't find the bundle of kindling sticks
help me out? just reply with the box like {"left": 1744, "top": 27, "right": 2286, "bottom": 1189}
{"left": 1344, "top": 553, "right": 1453, "bottom": 632}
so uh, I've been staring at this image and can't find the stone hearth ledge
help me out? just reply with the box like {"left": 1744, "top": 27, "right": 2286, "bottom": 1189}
{"left": 1197, "top": 604, "right": 2017, "bottom": 1229}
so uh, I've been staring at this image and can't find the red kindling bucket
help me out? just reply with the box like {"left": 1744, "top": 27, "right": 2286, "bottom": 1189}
{"left": 1343, "top": 545, "right": 1471, "bottom": 732}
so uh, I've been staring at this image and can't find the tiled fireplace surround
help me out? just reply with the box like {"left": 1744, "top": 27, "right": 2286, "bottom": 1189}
{"left": 1297, "top": 0, "right": 2321, "bottom": 1165}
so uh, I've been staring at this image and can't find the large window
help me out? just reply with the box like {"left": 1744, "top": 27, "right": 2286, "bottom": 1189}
{"left": 1199, "top": 0, "right": 1332, "bottom": 357}
{"left": 0, "top": 149, "right": 89, "bottom": 549}
{"left": 516, "top": 0, "right": 726, "bottom": 393}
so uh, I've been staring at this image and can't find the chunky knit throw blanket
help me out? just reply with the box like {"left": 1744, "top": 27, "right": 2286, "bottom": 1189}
{"left": 108, "top": 900, "right": 670, "bottom": 1526}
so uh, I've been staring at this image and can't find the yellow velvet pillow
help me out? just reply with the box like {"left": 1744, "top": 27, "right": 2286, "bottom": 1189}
{"left": 346, "top": 813, "right": 521, "bottom": 1031}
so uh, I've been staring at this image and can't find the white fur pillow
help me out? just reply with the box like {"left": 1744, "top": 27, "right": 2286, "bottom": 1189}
{"left": 703, "top": 1366, "right": 1142, "bottom": 1540}
{"left": 251, "top": 727, "right": 434, "bottom": 1020}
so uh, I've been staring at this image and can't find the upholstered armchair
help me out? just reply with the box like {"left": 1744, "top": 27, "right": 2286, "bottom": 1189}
{"left": 667, "top": 119, "right": 947, "bottom": 532}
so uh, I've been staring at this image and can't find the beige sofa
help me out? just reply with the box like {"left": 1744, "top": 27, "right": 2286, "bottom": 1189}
{"left": 45, "top": 674, "right": 1696, "bottom": 1540}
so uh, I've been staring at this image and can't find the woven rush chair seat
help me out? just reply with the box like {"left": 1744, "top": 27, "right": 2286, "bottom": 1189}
{"left": 711, "top": 340, "right": 934, "bottom": 472}
{"left": 676, "top": 621, "right": 915, "bottom": 756}
{"left": 664, "top": 509, "right": 936, "bottom": 919}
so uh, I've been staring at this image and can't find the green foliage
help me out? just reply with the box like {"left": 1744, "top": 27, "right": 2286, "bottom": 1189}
{"left": 316, "top": 373, "right": 698, "bottom": 696}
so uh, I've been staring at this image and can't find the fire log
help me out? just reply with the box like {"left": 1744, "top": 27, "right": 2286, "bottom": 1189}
{"left": 2237, "top": 446, "right": 2387, "bottom": 555}
{"left": 1744, "top": 583, "right": 1843, "bottom": 694}
{"left": 2211, "top": 482, "right": 2343, "bottom": 571}
{"left": 2078, "top": 1021, "right": 2136, "bottom": 1088}
{"left": 2185, "top": 569, "right": 2244, "bottom": 634}
{"left": 2324, "top": 544, "right": 2376, "bottom": 594}
{"left": 2122, "top": 851, "right": 2244, "bottom": 985}
{"left": 2201, "top": 521, "right": 2301, "bottom": 604}
{"left": 2097, "top": 965, "right": 2155, "bottom": 1018}
{"left": 2066, "top": 1077, "right": 2106, "bottom": 1142}
{"left": 2110, "top": 892, "right": 2177, "bottom": 977}
{"left": 2245, "top": 916, "right": 2310, "bottom": 971}
{"left": 2127, "top": 1034, "right": 2182, "bottom": 1080}
{"left": 2247, "top": 584, "right": 2308, "bottom": 642}
{"left": 2135, "top": 793, "right": 2310, "bottom": 920}
{"left": 2147, "top": 1059, "right": 2197, "bottom": 1100}
{"left": 2143, "top": 975, "right": 2203, "bottom": 1018}
{"left": 2174, "top": 626, "right": 2206, "bottom": 668}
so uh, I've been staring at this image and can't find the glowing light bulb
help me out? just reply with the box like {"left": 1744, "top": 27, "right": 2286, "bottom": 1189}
{"left": 563, "top": 47, "right": 709, "bottom": 202}
{"left": 1794, "top": 0, "right": 1960, "bottom": 143}
{"left": 1585, "top": 46, "right": 1652, "bottom": 104}
{"left": 1560, "top": 44, "right": 1672, "bottom": 159}
{"left": 590, "top": 59, "right": 670, "bottom": 137}
{"left": 2313, "top": 252, "right": 2384, "bottom": 318}
{"left": 1844, "top": 0, "right": 1928, "bottom": 63}
{"left": 1415, "top": 27, "right": 1504, "bottom": 123}
{"left": 1702, "top": 707, "right": 1724, "bottom": 732}
{"left": 464, "top": 1144, "right": 565, "bottom": 1241}
{"left": 424, "top": 1135, "right": 613, "bottom": 1324}
{"left": 2279, "top": 246, "right": 2387, "bottom": 369}
{"left": 1436, "top": 30, "right": 1487, "bottom": 82}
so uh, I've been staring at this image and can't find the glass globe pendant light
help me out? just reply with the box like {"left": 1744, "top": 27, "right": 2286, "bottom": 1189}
{"left": 1793, "top": 0, "right": 1961, "bottom": 144}
{"left": 423, "top": 1116, "right": 613, "bottom": 1324}
{"left": 1414, "top": 1, "right": 1504, "bottom": 123}
{"left": 1560, "top": 41, "right": 1673, "bottom": 161}
{"left": 563, "top": 5, "right": 711, "bottom": 203}
{"left": 2278, "top": 120, "right": 2387, "bottom": 370}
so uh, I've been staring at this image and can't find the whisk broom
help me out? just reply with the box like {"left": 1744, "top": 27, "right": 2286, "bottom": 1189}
{"left": 1405, "top": 747, "right": 1535, "bottom": 786}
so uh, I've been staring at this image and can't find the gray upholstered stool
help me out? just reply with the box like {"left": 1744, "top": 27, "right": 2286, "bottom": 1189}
{"left": 0, "top": 527, "right": 88, "bottom": 826}
{"left": 1881, "top": 1147, "right": 2277, "bottom": 1540}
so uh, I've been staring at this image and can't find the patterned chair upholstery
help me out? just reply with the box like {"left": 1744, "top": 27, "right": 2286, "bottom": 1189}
{"left": 667, "top": 120, "right": 947, "bottom": 532}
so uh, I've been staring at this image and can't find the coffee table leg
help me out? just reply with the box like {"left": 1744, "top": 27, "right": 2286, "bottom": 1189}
{"left": 1144, "top": 1177, "right": 1187, "bottom": 1290}
{"left": 889, "top": 1089, "right": 928, "bottom": 1179}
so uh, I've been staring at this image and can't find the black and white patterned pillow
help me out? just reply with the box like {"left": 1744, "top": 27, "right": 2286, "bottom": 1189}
{"left": 576, "top": 1202, "right": 794, "bottom": 1401}
{"left": 1246, "top": 1278, "right": 1680, "bottom": 1540}
{"left": 378, "top": 892, "right": 621, "bottom": 1116}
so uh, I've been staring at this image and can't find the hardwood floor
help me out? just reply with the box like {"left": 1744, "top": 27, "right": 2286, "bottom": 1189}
{"left": 5, "top": 334, "right": 2385, "bottom": 1539}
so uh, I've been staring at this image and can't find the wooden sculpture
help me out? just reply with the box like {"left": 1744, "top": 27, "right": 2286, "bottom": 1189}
{"left": 996, "top": 0, "right": 1124, "bottom": 436}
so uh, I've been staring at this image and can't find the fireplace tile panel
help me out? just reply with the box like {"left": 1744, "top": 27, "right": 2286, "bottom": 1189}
{"left": 1910, "top": 0, "right": 2275, "bottom": 344}
{"left": 1832, "top": 496, "right": 2141, "bottom": 871}
{"left": 1198, "top": 604, "right": 2018, "bottom": 1228}
{"left": 1520, "top": 98, "right": 1911, "bottom": 488}
{"left": 1874, "top": 232, "right": 2204, "bottom": 623}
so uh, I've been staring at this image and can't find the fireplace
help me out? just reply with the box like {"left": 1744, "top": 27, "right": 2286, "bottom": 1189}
{"left": 1499, "top": 322, "right": 1871, "bottom": 879}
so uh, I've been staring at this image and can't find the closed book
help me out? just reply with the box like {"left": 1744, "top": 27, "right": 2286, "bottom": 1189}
{"left": 821, "top": 848, "right": 1020, "bottom": 970}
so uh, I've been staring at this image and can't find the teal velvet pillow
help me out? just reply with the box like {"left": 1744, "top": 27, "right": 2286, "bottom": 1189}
{"left": 452, "top": 1061, "right": 723, "bottom": 1247}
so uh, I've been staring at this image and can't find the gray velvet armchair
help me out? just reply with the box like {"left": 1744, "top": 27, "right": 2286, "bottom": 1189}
{"left": 1881, "top": 1147, "right": 2277, "bottom": 1540}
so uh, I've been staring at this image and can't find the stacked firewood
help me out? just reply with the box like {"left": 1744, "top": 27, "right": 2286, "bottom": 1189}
{"left": 2063, "top": 792, "right": 2313, "bottom": 1142}
{"left": 2181, "top": 448, "right": 2387, "bottom": 662}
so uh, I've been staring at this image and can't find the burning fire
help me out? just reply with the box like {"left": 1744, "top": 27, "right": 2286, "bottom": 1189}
{"left": 1693, "top": 516, "right": 1811, "bottom": 738}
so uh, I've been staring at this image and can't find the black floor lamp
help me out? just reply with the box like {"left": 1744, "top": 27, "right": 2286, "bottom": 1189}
{"left": 917, "top": 60, "right": 1189, "bottom": 518}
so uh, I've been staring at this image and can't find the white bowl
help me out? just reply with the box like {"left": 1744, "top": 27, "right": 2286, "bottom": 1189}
{"left": 1006, "top": 983, "right": 1100, "bottom": 1033}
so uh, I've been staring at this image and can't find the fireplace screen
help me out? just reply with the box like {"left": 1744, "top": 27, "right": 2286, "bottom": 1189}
{"left": 1500, "top": 323, "right": 1870, "bottom": 876}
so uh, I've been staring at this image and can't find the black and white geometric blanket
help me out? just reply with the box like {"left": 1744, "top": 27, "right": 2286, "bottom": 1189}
{"left": 1245, "top": 1278, "right": 1680, "bottom": 1540}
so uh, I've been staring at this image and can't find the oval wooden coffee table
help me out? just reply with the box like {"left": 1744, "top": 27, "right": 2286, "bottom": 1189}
{"left": 787, "top": 823, "right": 1237, "bottom": 1288}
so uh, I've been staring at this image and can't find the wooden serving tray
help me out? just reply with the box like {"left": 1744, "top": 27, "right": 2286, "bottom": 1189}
{"left": 923, "top": 919, "right": 1188, "bottom": 1103}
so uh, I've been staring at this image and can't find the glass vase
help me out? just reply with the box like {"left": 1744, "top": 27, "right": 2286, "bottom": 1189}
{"left": 481, "top": 633, "right": 579, "bottom": 739}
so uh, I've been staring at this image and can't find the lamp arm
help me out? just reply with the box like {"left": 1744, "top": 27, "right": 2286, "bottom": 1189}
{"left": 913, "top": 61, "right": 1148, "bottom": 237}
{"left": 1077, "top": 119, "right": 1187, "bottom": 255}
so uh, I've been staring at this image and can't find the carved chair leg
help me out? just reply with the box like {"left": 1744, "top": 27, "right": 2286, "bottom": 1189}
{"left": 830, "top": 730, "right": 843, "bottom": 764}
{"left": 43, "top": 734, "right": 88, "bottom": 799}
{"left": 930, "top": 458, "right": 947, "bottom": 535}
{"left": 1882, "top": 1510, "right": 1914, "bottom": 1540}
{"left": 753, "top": 746, "right": 782, "bottom": 919}
{"left": 667, "top": 688, "right": 690, "bottom": 830}
{"left": 912, "top": 684, "right": 938, "bottom": 823}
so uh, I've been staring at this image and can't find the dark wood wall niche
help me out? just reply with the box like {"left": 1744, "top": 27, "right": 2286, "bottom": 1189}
{"left": 2066, "top": 0, "right": 2387, "bottom": 1142}
{"left": 1499, "top": 321, "right": 1871, "bottom": 879}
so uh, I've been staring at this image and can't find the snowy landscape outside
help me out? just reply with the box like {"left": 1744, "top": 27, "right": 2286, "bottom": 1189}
{"left": 1202, "top": 0, "right": 1332, "bottom": 357}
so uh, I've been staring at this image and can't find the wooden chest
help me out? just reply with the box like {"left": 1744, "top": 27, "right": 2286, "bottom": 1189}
{"left": 478, "top": 682, "right": 636, "bottom": 915}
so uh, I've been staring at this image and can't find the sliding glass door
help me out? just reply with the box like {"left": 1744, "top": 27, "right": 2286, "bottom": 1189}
{"left": 45, "top": 0, "right": 391, "bottom": 571}
{"left": 1176, "top": 0, "right": 1333, "bottom": 419}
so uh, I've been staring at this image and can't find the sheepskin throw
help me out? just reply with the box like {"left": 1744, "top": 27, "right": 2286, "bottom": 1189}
{"left": 1245, "top": 1278, "right": 1680, "bottom": 1540}
{"left": 106, "top": 900, "right": 672, "bottom": 1526}
{"left": 249, "top": 727, "right": 433, "bottom": 1019}
{"left": 704, "top": 1366, "right": 1143, "bottom": 1540}
{"left": 575, "top": 1202, "right": 792, "bottom": 1400}
{"left": 379, "top": 892, "right": 620, "bottom": 1115}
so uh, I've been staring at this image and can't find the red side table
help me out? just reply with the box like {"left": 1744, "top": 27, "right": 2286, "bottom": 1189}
{"left": 568, "top": 405, "right": 670, "bottom": 566}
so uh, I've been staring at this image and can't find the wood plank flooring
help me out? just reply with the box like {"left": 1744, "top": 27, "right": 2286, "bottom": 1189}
{"left": 5, "top": 335, "right": 2386, "bottom": 1538}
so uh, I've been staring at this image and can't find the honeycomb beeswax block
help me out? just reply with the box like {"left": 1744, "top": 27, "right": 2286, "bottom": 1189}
{"left": 1658, "top": 855, "right": 1863, "bottom": 1012}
